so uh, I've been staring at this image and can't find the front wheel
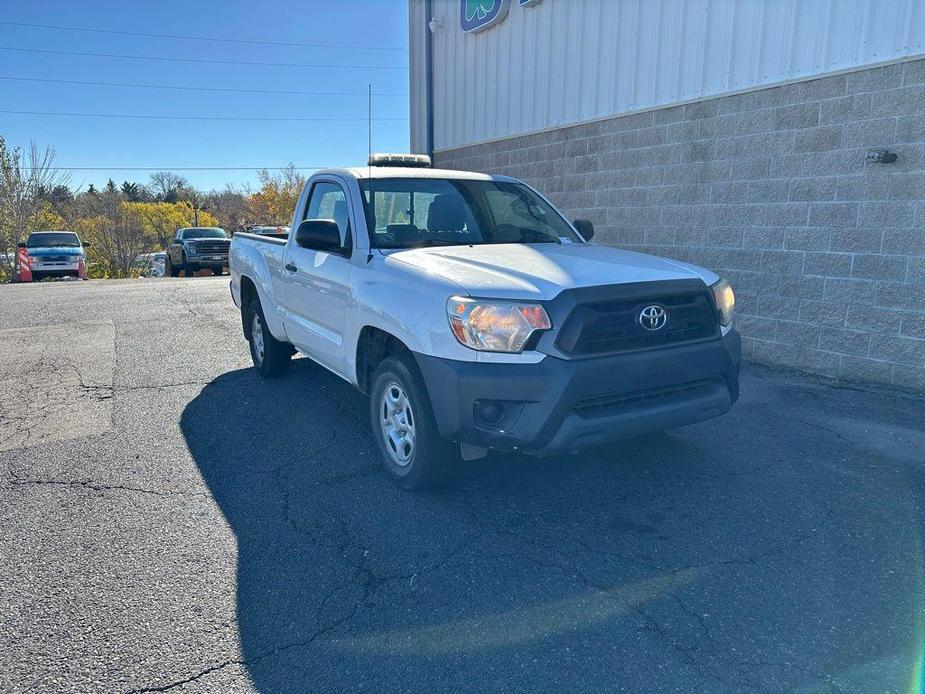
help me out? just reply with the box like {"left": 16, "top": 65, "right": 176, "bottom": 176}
{"left": 369, "top": 356, "right": 459, "bottom": 490}
{"left": 246, "top": 298, "right": 291, "bottom": 377}
{"left": 166, "top": 255, "right": 180, "bottom": 277}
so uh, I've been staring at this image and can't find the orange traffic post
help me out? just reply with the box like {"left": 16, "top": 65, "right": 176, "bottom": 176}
{"left": 15, "top": 246, "right": 32, "bottom": 283}
{"left": 78, "top": 257, "right": 87, "bottom": 280}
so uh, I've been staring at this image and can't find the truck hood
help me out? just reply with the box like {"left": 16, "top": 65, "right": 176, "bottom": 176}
{"left": 385, "top": 243, "right": 718, "bottom": 300}
{"left": 28, "top": 246, "right": 84, "bottom": 257}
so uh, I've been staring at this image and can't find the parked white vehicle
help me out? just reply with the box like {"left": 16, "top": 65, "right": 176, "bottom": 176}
{"left": 229, "top": 154, "right": 740, "bottom": 489}
{"left": 136, "top": 252, "right": 167, "bottom": 277}
{"left": 246, "top": 225, "right": 290, "bottom": 237}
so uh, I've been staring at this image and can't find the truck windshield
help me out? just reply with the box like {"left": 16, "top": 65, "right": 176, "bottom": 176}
{"left": 182, "top": 228, "right": 228, "bottom": 239}
{"left": 27, "top": 232, "right": 80, "bottom": 247}
{"left": 359, "top": 178, "right": 581, "bottom": 249}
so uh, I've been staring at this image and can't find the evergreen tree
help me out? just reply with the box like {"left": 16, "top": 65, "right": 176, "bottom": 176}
{"left": 121, "top": 181, "right": 141, "bottom": 202}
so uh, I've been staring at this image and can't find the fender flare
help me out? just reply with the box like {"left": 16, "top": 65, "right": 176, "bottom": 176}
{"left": 239, "top": 264, "right": 287, "bottom": 342}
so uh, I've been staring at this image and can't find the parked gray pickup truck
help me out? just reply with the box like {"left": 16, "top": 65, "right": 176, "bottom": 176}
{"left": 166, "top": 227, "right": 231, "bottom": 277}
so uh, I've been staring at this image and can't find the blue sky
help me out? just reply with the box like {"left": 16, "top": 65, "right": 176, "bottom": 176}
{"left": 0, "top": 0, "right": 410, "bottom": 192}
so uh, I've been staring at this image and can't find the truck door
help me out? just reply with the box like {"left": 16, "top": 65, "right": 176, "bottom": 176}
{"left": 279, "top": 178, "right": 354, "bottom": 376}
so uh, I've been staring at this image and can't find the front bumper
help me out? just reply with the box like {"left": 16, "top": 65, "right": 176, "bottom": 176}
{"left": 414, "top": 330, "right": 741, "bottom": 456}
{"left": 187, "top": 254, "right": 228, "bottom": 268}
{"left": 30, "top": 260, "right": 81, "bottom": 276}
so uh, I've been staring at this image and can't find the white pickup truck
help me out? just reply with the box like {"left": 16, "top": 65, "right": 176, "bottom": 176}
{"left": 229, "top": 154, "right": 740, "bottom": 489}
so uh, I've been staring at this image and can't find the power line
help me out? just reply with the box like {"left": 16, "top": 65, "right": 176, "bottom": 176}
{"left": 0, "top": 45, "right": 407, "bottom": 70}
{"left": 0, "top": 19, "right": 407, "bottom": 52}
{"left": 0, "top": 109, "right": 407, "bottom": 122}
{"left": 0, "top": 75, "right": 408, "bottom": 97}
{"left": 23, "top": 167, "right": 329, "bottom": 171}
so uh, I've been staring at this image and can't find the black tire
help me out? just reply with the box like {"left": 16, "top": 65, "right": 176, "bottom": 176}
{"left": 211, "top": 267, "right": 222, "bottom": 276}
{"left": 245, "top": 298, "right": 291, "bottom": 377}
{"left": 166, "top": 255, "right": 180, "bottom": 277}
{"left": 369, "top": 355, "right": 459, "bottom": 490}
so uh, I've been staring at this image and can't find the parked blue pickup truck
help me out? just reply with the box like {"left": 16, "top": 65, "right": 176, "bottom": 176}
{"left": 24, "top": 231, "right": 88, "bottom": 280}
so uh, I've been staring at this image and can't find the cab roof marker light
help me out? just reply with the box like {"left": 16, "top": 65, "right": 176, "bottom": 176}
{"left": 367, "top": 153, "right": 432, "bottom": 168}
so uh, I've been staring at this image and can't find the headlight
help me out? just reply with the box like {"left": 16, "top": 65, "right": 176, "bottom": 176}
{"left": 710, "top": 279, "right": 735, "bottom": 326}
{"left": 187, "top": 243, "right": 197, "bottom": 253}
{"left": 447, "top": 296, "right": 551, "bottom": 353}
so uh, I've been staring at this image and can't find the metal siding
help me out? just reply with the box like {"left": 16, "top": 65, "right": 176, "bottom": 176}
{"left": 413, "top": 0, "right": 925, "bottom": 151}
{"left": 408, "top": 0, "right": 428, "bottom": 154}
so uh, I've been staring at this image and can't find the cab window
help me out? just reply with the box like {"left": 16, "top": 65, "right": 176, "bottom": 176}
{"left": 303, "top": 181, "right": 352, "bottom": 252}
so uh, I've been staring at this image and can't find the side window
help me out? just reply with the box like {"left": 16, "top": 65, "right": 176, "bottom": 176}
{"left": 303, "top": 181, "right": 351, "bottom": 250}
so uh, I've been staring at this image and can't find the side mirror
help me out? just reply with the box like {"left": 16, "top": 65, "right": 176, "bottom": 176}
{"left": 295, "top": 219, "right": 342, "bottom": 253}
{"left": 17, "top": 242, "right": 26, "bottom": 248}
{"left": 573, "top": 219, "right": 595, "bottom": 241}
{"left": 81, "top": 241, "right": 91, "bottom": 248}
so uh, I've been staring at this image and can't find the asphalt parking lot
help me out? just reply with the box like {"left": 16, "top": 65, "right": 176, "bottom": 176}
{"left": 1, "top": 277, "right": 923, "bottom": 693}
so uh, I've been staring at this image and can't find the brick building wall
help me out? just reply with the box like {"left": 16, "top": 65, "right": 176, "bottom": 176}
{"left": 435, "top": 59, "right": 925, "bottom": 390}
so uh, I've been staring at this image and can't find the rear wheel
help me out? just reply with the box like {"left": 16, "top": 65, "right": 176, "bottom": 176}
{"left": 246, "top": 298, "right": 291, "bottom": 377}
{"left": 369, "top": 356, "right": 459, "bottom": 490}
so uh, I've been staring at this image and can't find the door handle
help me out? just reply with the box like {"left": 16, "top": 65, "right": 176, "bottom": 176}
{"left": 285, "top": 263, "right": 297, "bottom": 272}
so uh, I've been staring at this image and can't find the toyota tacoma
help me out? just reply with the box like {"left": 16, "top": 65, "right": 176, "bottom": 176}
{"left": 229, "top": 154, "right": 740, "bottom": 489}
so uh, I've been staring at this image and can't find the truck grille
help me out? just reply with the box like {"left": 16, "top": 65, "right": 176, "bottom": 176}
{"left": 193, "top": 241, "right": 229, "bottom": 254}
{"left": 573, "top": 378, "right": 722, "bottom": 418}
{"left": 556, "top": 291, "right": 717, "bottom": 356}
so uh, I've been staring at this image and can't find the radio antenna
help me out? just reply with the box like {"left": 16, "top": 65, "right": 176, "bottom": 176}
{"left": 366, "top": 82, "right": 373, "bottom": 264}
{"left": 367, "top": 83, "right": 372, "bottom": 179}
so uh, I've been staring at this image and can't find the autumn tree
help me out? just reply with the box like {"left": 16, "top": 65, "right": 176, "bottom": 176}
{"left": 124, "top": 201, "right": 218, "bottom": 248}
{"left": 0, "top": 138, "right": 70, "bottom": 281}
{"left": 80, "top": 190, "right": 155, "bottom": 278}
{"left": 148, "top": 171, "right": 190, "bottom": 203}
{"left": 249, "top": 164, "right": 304, "bottom": 225}
{"left": 206, "top": 184, "right": 251, "bottom": 234}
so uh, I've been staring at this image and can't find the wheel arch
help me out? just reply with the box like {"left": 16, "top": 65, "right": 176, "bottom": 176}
{"left": 237, "top": 269, "right": 287, "bottom": 342}
{"left": 239, "top": 275, "right": 258, "bottom": 339}
{"left": 355, "top": 326, "right": 415, "bottom": 395}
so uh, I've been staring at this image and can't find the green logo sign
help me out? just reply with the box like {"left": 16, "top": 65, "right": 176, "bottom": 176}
{"left": 461, "top": 0, "right": 511, "bottom": 33}
{"left": 459, "top": 0, "right": 543, "bottom": 33}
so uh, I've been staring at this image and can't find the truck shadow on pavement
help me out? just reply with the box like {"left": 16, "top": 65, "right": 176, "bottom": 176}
{"left": 181, "top": 358, "right": 925, "bottom": 693}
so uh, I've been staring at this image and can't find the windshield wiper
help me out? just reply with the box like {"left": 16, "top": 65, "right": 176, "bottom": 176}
{"left": 398, "top": 239, "right": 466, "bottom": 249}
{"left": 487, "top": 238, "right": 560, "bottom": 245}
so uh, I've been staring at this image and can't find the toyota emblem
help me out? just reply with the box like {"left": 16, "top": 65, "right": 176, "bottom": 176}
{"left": 639, "top": 305, "right": 668, "bottom": 331}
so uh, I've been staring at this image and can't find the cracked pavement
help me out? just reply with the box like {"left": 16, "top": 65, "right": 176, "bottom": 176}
{"left": 1, "top": 276, "right": 924, "bottom": 693}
